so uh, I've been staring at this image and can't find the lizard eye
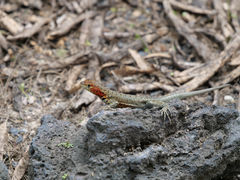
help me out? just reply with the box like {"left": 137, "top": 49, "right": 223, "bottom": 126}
{"left": 87, "top": 84, "right": 91, "bottom": 88}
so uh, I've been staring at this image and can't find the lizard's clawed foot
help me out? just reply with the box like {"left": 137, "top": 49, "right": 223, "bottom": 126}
{"left": 160, "top": 105, "right": 171, "bottom": 122}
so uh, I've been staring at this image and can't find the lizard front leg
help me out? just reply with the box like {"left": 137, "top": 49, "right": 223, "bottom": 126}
{"left": 102, "top": 98, "right": 119, "bottom": 108}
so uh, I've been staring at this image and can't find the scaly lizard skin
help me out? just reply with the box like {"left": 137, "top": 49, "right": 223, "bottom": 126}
{"left": 80, "top": 79, "right": 229, "bottom": 111}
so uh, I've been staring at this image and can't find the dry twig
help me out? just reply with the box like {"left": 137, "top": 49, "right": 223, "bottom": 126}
{"left": 213, "top": 0, "right": 234, "bottom": 38}
{"left": 178, "top": 34, "right": 240, "bottom": 92}
{"left": 8, "top": 17, "right": 52, "bottom": 40}
{"left": 170, "top": 0, "right": 216, "bottom": 15}
{"left": 48, "top": 11, "right": 96, "bottom": 38}
{"left": 163, "top": 0, "right": 216, "bottom": 62}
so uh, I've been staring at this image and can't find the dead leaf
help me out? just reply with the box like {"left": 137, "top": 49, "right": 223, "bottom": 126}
{"left": 12, "top": 146, "right": 29, "bottom": 180}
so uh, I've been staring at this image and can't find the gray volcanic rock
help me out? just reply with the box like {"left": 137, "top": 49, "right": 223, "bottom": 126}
{"left": 28, "top": 103, "right": 240, "bottom": 180}
{"left": 28, "top": 115, "right": 90, "bottom": 179}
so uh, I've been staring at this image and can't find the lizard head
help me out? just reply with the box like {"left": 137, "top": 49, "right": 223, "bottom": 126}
{"left": 80, "top": 79, "right": 107, "bottom": 99}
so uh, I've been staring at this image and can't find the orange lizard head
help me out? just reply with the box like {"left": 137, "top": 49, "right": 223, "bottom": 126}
{"left": 80, "top": 79, "right": 107, "bottom": 99}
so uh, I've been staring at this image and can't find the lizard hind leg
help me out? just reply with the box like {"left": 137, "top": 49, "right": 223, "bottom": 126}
{"left": 160, "top": 104, "right": 172, "bottom": 123}
{"left": 145, "top": 101, "right": 172, "bottom": 123}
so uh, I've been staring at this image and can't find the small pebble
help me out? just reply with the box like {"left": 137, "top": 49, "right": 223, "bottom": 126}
{"left": 224, "top": 95, "right": 235, "bottom": 103}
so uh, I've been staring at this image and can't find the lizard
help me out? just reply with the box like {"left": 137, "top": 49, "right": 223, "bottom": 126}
{"left": 80, "top": 79, "right": 229, "bottom": 118}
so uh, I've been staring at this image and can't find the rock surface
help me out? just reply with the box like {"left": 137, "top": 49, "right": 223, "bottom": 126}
{"left": 28, "top": 102, "right": 240, "bottom": 180}
{"left": 0, "top": 161, "right": 9, "bottom": 180}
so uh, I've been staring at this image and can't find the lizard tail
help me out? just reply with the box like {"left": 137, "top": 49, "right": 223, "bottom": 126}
{"left": 159, "top": 84, "right": 230, "bottom": 102}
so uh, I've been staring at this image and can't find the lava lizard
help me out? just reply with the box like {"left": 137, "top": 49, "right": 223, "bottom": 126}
{"left": 80, "top": 79, "right": 229, "bottom": 118}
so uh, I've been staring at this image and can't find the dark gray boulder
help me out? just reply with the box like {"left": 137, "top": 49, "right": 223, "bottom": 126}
{"left": 28, "top": 103, "right": 240, "bottom": 180}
